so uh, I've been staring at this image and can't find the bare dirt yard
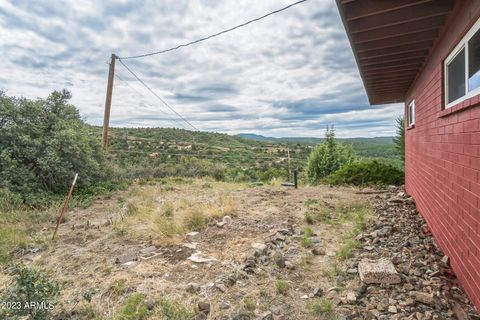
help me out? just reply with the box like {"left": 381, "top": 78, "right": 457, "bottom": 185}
{"left": 2, "top": 178, "right": 478, "bottom": 319}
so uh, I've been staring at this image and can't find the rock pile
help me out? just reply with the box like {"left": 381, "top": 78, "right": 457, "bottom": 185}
{"left": 338, "top": 187, "right": 479, "bottom": 320}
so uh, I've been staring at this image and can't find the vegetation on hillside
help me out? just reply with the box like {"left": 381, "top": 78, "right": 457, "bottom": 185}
{"left": 0, "top": 90, "right": 404, "bottom": 266}
{"left": 306, "top": 127, "right": 356, "bottom": 183}
{"left": 393, "top": 116, "right": 405, "bottom": 162}
{"left": 306, "top": 127, "right": 404, "bottom": 186}
{"left": 0, "top": 90, "right": 111, "bottom": 205}
{"left": 324, "top": 160, "right": 404, "bottom": 186}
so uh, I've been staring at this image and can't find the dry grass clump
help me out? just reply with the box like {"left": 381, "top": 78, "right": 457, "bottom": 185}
{"left": 115, "top": 188, "right": 184, "bottom": 242}
{"left": 115, "top": 183, "right": 240, "bottom": 242}
{"left": 202, "top": 195, "right": 238, "bottom": 219}
{"left": 183, "top": 208, "right": 206, "bottom": 231}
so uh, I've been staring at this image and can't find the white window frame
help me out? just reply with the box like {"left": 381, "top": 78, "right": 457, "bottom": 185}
{"left": 407, "top": 99, "right": 415, "bottom": 126}
{"left": 444, "top": 17, "right": 480, "bottom": 109}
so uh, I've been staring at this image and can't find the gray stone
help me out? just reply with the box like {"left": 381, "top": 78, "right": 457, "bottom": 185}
{"left": 451, "top": 301, "right": 468, "bottom": 320}
{"left": 410, "top": 291, "right": 434, "bottom": 306}
{"left": 198, "top": 301, "right": 211, "bottom": 313}
{"left": 311, "top": 247, "right": 326, "bottom": 255}
{"left": 347, "top": 268, "right": 358, "bottom": 274}
{"left": 139, "top": 246, "right": 157, "bottom": 255}
{"left": 115, "top": 253, "right": 138, "bottom": 264}
{"left": 186, "top": 282, "right": 201, "bottom": 293}
{"left": 186, "top": 231, "right": 200, "bottom": 241}
{"left": 388, "top": 305, "right": 398, "bottom": 313}
{"left": 358, "top": 258, "right": 401, "bottom": 284}
{"left": 252, "top": 242, "right": 267, "bottom": 256}
{"left": 346, "top": 291, "right": 357, "bottom": 304}
{"left": 313, "top": 288, "right": 323, "bottom": 297}
{"left": 273, "top": 252, "right": 286, "bottom": 268}
{"left": 310, "top": 236, "right": 321, "bottom": 243}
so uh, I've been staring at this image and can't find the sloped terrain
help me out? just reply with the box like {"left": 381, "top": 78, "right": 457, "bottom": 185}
{"left": 1, "top": 180, "right": 477, "bottom": 320}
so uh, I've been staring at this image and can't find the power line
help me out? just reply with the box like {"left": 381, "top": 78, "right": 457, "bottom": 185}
{"left": 118, "top": 0, "right": 309, "bottom": 60}
{"left": 117, "top": 58, "right": 199, "bottom": 131}
{"left": 114, "top": 73, "right": 188, "bottom": 130}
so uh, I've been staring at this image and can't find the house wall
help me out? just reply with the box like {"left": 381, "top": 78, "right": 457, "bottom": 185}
{"left": 405, "top": 0, "right": 480, "bottom": 310}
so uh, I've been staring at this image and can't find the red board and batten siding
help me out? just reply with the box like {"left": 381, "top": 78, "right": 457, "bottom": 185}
{"left": 405, "top": 1, "right": 480, "bottom": 310}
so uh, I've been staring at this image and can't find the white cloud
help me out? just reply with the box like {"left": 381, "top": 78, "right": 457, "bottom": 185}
{"left": 0, "top": 0, "right": 404, "bottom": 138}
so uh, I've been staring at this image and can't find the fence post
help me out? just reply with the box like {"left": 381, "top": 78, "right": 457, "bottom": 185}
{"left": 294, "top": 170, "right": 298, "bottom": 189}
{"left": 52, "top": 173, "right": 78, "bottom": 240}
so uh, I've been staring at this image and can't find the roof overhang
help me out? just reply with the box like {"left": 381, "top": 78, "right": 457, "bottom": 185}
{"left": 336, "top": 0, "right": 457, "bottom": 105}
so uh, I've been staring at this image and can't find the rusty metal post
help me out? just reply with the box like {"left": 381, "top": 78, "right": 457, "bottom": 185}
{"left": 52, "top": 173, "right": 78, "bottom": 240}
{"left": 103, "top": 53, "right": 116, "bottom": 152}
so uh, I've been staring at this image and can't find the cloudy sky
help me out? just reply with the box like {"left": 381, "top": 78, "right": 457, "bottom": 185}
{"left": 0, "top": 0, "right": 403, "bottom": 138}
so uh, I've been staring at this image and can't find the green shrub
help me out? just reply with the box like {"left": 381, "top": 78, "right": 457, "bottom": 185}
{"left": 243, "top": 296, "right": 256, "bottom": 312}
{"left": 300, "top": 236, "right": 313, "bottom": 248}
{"left": 324, "top": 160, "right": 404, "bottom": 186}
{"left": 0, "top": 188, "right": 23, "bottom": 211}
{"left": 118, "top": 293, "right": 149, "bottom": 320}
{"left": 275, "top": 280, "right": 289, "bottom": 295}
{"left": 156, "top": 299, "right": 194, "bottom": 320}
{"left": 0, "top": 90, "right": 110, "bottom": 205}
{"left": 306, "top": 127, "right": 356, "bottom": 183}
{"left": 303, "top": 226, "right": 314, "bottom": 237}
{"left": 306, "top": 299, "right": 334, "bottom": 317}
{"left": 304, "top": 212, "right": 314, "bottom": 224}
{"left": 0, "top": 264, "right": 61, "bottom": 320}
{"left": 393, "top": 116, "right": 405, "bottom": 162}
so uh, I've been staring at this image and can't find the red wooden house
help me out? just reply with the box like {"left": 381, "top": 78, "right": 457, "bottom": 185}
{"left": 336, "top": 0, "right": 480, "bottom": 310}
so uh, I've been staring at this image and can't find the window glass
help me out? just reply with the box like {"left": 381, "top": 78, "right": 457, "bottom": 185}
{"left": 408, "top": 101, "right": 415, "bottom": 125}
{"left": 468, "top": 29, "right": 480, "bottom": 91}
{"left": 447, "top": 47, "right": 466, "bottom": 104}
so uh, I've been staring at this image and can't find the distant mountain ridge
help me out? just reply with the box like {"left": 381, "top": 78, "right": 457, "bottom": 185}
{"left": 235, "top": 133, "right": 394, "bottom": 145}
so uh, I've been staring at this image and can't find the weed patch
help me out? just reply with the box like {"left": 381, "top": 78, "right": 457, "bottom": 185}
{"left": 243, "top": 296, "right": 256, "bottom": 312}
{"left": 306, "top": 299, "right": 335, "bottom": 318}
{"left": 183, "top": 208, "right": 206, "bottom": 231}
{"left": 155, "top": 299, "right": 194, "bottom": 320}
{"left": 118, "top": 293, "right": 149, "bottom": 320}
{"left": 275, "top": 280, "right": 289, "bottom": 295}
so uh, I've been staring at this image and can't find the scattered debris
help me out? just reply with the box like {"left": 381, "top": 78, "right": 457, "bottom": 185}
{"left": 187, "top": 251, "right": 216, "bottom": 263}
{"left": 139, "top": 245, "right": 157, "bottom": 255}
{"left": 216, "top": 215, "right": 232, "bottom": 228}
{"left": 114, "top": 252, "right": 138, "bottom": 264}
{"left": 186, "top": 231, "right": 200, "bottom": 241}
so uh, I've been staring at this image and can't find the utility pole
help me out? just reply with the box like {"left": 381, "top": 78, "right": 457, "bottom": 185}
{"left": 103, "top": 53, "right": 116, "bottom": 151}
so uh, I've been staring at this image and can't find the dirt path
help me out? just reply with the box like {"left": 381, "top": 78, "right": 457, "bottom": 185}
{"left": 8, "top": 179, "right": 372, "bottom": 319}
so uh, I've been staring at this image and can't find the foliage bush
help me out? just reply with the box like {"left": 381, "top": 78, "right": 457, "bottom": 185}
{"left": 393, "top": 116, "right": 405, "bottom": 162}
{"left": 117, "top": 293, "right": 149, "bottom": 320}
{"left": 275, "top": 280, "right": 289, "bottom": 295}
{"left": 306, "top": 127, "right": 356, "bottom": 184}
{"left": 0, "top": 264, "right": 61, "bottom": 320}
{"left": 324, "top": 160, "right": 404, "bottom": 186}
{"left": 156, "top": 298, "right": 194, "bottom": 320}
{"left": 0, "top": 90, "right": 110, "bottom": 205}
